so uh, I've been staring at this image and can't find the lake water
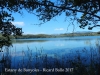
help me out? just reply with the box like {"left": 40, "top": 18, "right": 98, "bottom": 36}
{"left": 11, "top": 36, "right": 100, "bottom": 54}
{"left": 1, "top": 36, "right": 100, "bottom": 74}
{"left": 8, "top": 36, "right": 99, "bottom": 63}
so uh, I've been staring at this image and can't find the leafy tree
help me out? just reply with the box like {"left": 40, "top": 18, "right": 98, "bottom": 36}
{"left": 0, "top": 22, "right": 22, "bottom": 48}
{"left": 1, "top": 0, "right": 100, "bottom": 28}
{"left": 0, "top": 0, "right": 100, "bottom": 41}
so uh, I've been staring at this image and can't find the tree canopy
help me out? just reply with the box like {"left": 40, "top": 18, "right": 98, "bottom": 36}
{"left": 0, "top": 0, "right": 100, "bottom": 37}
{"left": 0, "top": 0, "right": 100, "bottom": 28}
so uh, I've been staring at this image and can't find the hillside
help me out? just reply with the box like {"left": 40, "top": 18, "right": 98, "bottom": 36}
{"left": 0, "top": 32, "right": 100, "bottom": 39}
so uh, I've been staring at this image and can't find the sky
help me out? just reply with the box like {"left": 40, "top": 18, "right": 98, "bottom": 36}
{"left": 11, "top": 9, "right": 100, "bottom": 35}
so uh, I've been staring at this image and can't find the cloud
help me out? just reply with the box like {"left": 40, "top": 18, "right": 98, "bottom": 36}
{"left": 11, "top": 22, "right": 24, "bottom": 26}
{"left": 54, "top": 28, "right": 64, "bottom": 31}
{"left": 23, "top": 32, "right": 33, "bottom": 35}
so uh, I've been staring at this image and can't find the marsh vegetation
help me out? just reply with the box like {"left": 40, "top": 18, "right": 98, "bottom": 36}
{"left": 0, "top": 36, "right": 100, "bottom": 75}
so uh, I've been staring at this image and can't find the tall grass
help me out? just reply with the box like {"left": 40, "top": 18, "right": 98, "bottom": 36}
{"left": 0, "top": 41, "right": 100, "bottom": 75}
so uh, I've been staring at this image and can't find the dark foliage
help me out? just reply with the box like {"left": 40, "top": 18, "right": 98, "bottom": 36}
{"left": 0, "top": 22, "right": 22, "bottom": 48}
{"left": 0, "top": 0, "right": 100, "bottom": 47}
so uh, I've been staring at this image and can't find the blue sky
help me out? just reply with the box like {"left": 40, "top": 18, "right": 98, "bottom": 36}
{"left": 11, "top": 9, "right": 100, "bottom": 34}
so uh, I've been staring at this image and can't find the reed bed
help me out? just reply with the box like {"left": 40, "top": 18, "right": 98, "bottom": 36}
{"left": 0, "top": 41, "right": 100, "bottom": 75}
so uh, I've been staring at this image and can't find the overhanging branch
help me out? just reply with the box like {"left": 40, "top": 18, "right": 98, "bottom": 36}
{"left": 30, "top": 1, "right": 100, "bottom": 20}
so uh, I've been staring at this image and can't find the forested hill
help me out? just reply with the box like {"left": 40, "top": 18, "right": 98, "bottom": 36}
{"left": 0, "top": 32, "right": 100, "bottom": 39}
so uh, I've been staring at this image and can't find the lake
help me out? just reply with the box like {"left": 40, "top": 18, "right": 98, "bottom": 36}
{"left": 11, "top": 36, "right": 100, "bottom": 55}
{"left": 1, "top": 36, "right": 100, "bottom": 74}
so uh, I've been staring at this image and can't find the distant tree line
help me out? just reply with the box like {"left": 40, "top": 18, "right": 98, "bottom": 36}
{"left": 0, "top": 0, "right": 100, "bottom": 47}
{"left": 1, "top": 32, "right": 100, "bottom": 40}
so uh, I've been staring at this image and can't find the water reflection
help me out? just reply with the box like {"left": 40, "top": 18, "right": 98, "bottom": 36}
{"left": 9, "top": 37, "right": 100, "bottom": 60}
{"left": 84, "top": 39, "right": 91, "bottom": 45}
{"left": 0, "top": 36, "right": 100, "bottom": 75}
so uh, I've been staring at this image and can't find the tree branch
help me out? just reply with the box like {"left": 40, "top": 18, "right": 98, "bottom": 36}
{"left": 32, "top": 1, "right": 100, "bottom": 20}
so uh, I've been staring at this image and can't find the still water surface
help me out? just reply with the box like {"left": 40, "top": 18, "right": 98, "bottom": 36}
{"left": 10, "top": 36, "right": 100, "bottom": 57}
{"left": 1, "top": 36, "right": 100, "bottom": 72}
{"left": 1, "top": 36, "right": 100, "bottom": 75}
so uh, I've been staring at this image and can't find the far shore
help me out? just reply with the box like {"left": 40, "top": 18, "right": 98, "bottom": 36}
{"left": 0, "top": 32, "right": 100, "bottom": 40}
